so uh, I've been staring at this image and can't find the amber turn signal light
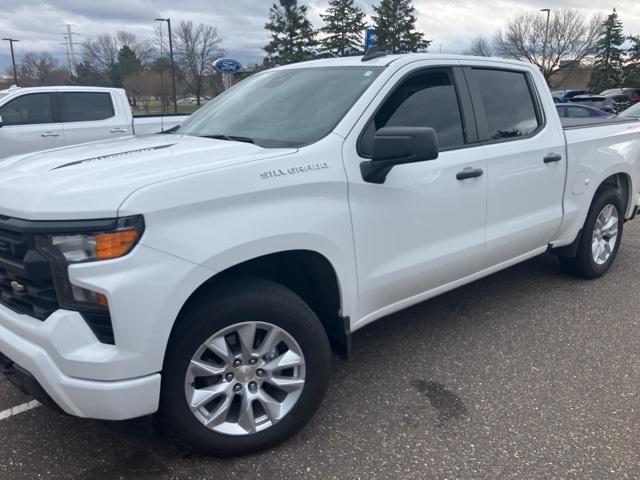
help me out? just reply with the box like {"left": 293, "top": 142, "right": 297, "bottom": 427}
{"left": 96, "top": 229, "right": 141, "bottom": 260}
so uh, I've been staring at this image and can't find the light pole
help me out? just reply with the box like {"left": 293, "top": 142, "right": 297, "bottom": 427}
{"left": 2, "top": 38, "right": 19, "bottom": 85}
{"left": 540, "top": 9, "right": 551, "bottom": 79}
{"left": 155, "top": 18, "right": 178, "bottom": 114}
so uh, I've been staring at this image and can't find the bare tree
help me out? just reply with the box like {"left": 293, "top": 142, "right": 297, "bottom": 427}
{"left": 494, "top": 9, "right": 603, "bottom": 83}
{"left": 174, "top": 21, "right": 224, "bottom": 106}
{"left": 82, "top": 31, "right": 153, "bottom": 75}
{"left": 15, "top": 52, "right": 67, "bottom": 86}
{"left": 464, "top": 37, "right": 493, "bottom": 57}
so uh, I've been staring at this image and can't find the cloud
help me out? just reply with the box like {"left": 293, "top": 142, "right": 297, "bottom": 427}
{"left": 1, "top": 0, "right": 638, "bottom": 72}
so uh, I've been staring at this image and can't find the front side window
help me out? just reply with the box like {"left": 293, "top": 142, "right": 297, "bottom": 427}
{"left": 60, "top": 92, "right": 115, "bottom": 122}
{"left": 470, "top": 68, "right": 540, "bottom": 140}
{"left": 178, "top": 67, "right": 383, "bottom": 148}
{"left": 359, "top": 69, "right": 466, "bottom": 155}
{"left": 0, "top": 93, "right": 53, "bottom": 126}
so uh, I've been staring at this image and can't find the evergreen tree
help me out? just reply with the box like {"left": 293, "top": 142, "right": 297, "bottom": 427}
{"left": 589, "top": 9, "right": 625, "bottom": 92}
{"left": 264, "top": 0, "right": 318, "bottom": 66}
{"left": 623, "top": 36, "right": 640, "bottom": 86}
{"left": 320, "top": 0, "right": 367, "bottom": 57}
{"left": 111, "top": 45, "right": 142, "bottom": 87}
{"left": 372, "top": 0, "right": 430, "bottom": 53}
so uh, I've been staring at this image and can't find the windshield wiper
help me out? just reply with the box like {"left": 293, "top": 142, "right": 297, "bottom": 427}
{"left": 199, "top": 134, "right": 256, "bottom": 145}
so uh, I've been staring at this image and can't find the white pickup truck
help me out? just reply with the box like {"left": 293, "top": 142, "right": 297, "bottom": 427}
{"left": 0, "top": 85, "right": 188, "bottom": 158}
{"left": 0, "top": 53, "right": 639, "bottom": 456}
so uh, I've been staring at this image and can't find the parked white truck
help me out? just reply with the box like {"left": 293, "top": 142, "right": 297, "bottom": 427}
{"left": 0, "top": 85, "right": 188, "bottom": 158}
{"left": 0, "top": 53, "right": 639, "bottom": 456}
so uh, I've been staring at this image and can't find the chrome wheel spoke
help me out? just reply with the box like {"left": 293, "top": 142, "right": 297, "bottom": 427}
{"left": 264, "top": 349, "right": 303, "bottom": 371}
{"left": 257, "top": 327, "right": 284, "bottom": 356}
{"left": 237, "top": 394, "right": 257, "bottom": 434}
{"left": 189, "top": 359, "right": 226, "bottom": 377}
{"left": 268, "top": 376, "right": 305, "bottom": 393}
{"left": 256, "top": 390, "right": 284, "bottom": 422}
{"left": 236, "top": 322, "right": 257, "bottom": 359}
{"left": 189, "top": 382, "right": 228, "bottom": 409}
{"left": 206, "top": 336, "right": 233, "bottom": 364}
{"left": 204, "top": 394, "right": 233, "bottom": 427}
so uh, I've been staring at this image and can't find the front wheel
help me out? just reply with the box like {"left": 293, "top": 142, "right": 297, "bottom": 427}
{"left": 158, "top": 279, "right": 331, "bottom": 456}
{"left": 560, "top": 187, "right": 624, "bottom": 278}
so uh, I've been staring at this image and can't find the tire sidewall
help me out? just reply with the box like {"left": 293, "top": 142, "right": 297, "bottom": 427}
{"left": 159, "top": 281, "right": 331, "bottom": 456}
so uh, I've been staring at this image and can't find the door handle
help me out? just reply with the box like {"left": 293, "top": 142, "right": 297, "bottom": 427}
{"left": 41, "top": 132, "right": 60, "bottom": 138}
{"left": 110, "top": 128, "right": 128, "bottom": 133}
{"left": 543, "top": 153, "right": 562, "bottom": 163}
{"left": 456, "top": 167, "right": 484, "bottom": 180}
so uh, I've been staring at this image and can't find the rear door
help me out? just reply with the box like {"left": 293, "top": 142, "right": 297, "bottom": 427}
{"left": 0, "top": 92, "right": 64, "bottom": 157}
{"left": 464, "top": 65, "right": 566, "bottom": 266}
{"left": 59, "top": 91, "right": 132, "bottom": 147}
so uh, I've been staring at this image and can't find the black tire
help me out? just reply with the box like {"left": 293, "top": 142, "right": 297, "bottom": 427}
{"left": 560, "top": 187, "right": 624, "bottom": 278}
{"left": 158, "top": 278, "right": 331, "bottom": 456}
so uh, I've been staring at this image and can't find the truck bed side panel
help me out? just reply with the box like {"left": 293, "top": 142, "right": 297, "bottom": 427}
{"left": 554, "top": 121, "right": 640, "bottom": 246}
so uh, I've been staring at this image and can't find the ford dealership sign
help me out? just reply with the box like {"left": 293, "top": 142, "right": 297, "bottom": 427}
{"left": 214, "top": 58, "right": 243, "bottom": 73}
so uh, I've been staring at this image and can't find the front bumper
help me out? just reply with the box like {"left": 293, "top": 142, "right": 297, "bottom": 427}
{"left": 0, "top": 308, "right": 161, "bottom": 420}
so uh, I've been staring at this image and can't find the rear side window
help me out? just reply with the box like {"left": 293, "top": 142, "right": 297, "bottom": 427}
{"left": 359, "top": 69, "right": 466, "bottom": 155}
{"left": 568, "top": 107, "right": 591, "bottom": 118}
{"left": 60, "top": 92, "right": 114, "bottom": 122}
{"left": 470, "top": 69, "right": 540, "bottom": 141}
{"left": 0, "top": 93, "right": 53, "bottom": 125}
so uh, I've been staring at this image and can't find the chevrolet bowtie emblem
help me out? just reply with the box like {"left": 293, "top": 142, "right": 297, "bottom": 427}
{"left": 10, "top": 281, "right": 25, "bottom": 293}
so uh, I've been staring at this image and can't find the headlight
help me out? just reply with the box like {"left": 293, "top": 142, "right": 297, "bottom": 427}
{"left": 35, "top": 215, "right": 144, "bottom": 315}
{"left": 38, "top": 216, "right": 144, "bottom": 263}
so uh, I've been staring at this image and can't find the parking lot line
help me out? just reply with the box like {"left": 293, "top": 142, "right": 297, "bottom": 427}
{"left": 0, "top": 400, "right": 40, "bottom": 421}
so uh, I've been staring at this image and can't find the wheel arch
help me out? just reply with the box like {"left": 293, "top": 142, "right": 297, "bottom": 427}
{"left": 167, "top": 250, "right": 351, "bottom": 360}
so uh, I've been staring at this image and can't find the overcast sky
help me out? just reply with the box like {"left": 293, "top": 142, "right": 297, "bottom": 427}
{"left": 1, "top": 0, "right": 638, "bottom": 73}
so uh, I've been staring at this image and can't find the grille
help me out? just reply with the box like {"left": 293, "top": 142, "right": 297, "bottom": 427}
{"left": 0, "top": 227, "right": 59, "bottom": 320}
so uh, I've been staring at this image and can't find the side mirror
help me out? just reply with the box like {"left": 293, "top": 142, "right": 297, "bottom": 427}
{"left": 0, "top": 115, "right": 4, "bottom": 128}
{"left": 360, "top": 126, "right": 439, "bottom": 184}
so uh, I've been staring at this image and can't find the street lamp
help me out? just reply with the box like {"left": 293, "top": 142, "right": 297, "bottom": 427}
{"left": 2, "top": 38, "right": 19, "bottom": 86}
{"left": 155, "top": 18, "right": 178, "bottom": 114}
{"left": 540, "top": 9, "right": 551, "bottom": 78}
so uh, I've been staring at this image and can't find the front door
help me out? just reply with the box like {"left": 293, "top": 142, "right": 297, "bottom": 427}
{"left": 342, "top": 62, "right": 488, "bottom": 324}
{"left": 0, "top": 93, "right": 64, "bottom": 157}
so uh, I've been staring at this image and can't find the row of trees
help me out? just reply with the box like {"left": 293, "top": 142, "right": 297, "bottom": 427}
{"left": 264, "top": 0, "right": 429, "bottom": 66}
{"left": 464, "top": 9, "right": 639, "bottom": 91}
{"left": 7, "top": 21, "right": 225, "bottom": 109}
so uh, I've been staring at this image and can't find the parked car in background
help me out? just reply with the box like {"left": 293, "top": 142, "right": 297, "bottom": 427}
{"left": 600, "top": 88, "right": 640, "bottom": 105}
{"left": 556, "top": 103, "right": 616, "bottom": 119}
{"left": 569, "top": 94, "right": 618, "bottom": 113}
{"left": 551, "top": 89, "right": 590, "bottom": 103}
{"left": 618, "top": 102, "right": 640, "bottom": 119}
{"left": 0, "top": 86, "right": 189, "bottom": 159}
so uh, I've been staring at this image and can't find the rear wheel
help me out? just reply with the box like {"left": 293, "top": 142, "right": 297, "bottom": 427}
{"left": 158, "top": 279, "right": 331, "bottom": 456}
{"left": 560, "top": 188, "right": 624, "bottom": 278}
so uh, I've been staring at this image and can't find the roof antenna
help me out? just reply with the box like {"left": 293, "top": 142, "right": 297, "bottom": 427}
{"left": 361, "top": 45, "right": 388, "bottom": 62}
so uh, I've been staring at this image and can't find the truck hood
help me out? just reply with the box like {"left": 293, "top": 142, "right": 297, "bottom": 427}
{"left": 0, "top": 135, "right": 296, "bottom": 220}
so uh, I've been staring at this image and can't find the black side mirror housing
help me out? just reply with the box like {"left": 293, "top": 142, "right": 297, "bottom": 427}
{"left": 360, "top": 126, "right": 439, "bottom": 184}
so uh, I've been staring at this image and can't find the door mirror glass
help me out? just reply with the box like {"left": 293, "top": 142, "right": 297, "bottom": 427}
{"left": 0, "top": 114, "right": 3, "bottom": 128}
{"left": 361, "top": 126, "right": 439, "bottom": 184}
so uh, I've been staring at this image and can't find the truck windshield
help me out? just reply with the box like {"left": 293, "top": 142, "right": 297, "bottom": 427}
{"left": 177, "top": 66, "right": 383, "bottom": 148}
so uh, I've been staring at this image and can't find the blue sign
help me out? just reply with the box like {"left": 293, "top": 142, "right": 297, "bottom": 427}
{"left": 214, "top": 58, "right": 243, "bottom": 73}
{"left": 365, "top": 29, "right": 377, "bottom": 48}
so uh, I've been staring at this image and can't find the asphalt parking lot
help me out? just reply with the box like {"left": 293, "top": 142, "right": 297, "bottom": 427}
{"left": 2, "top": 222, "right": 640, "bottom": 480}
